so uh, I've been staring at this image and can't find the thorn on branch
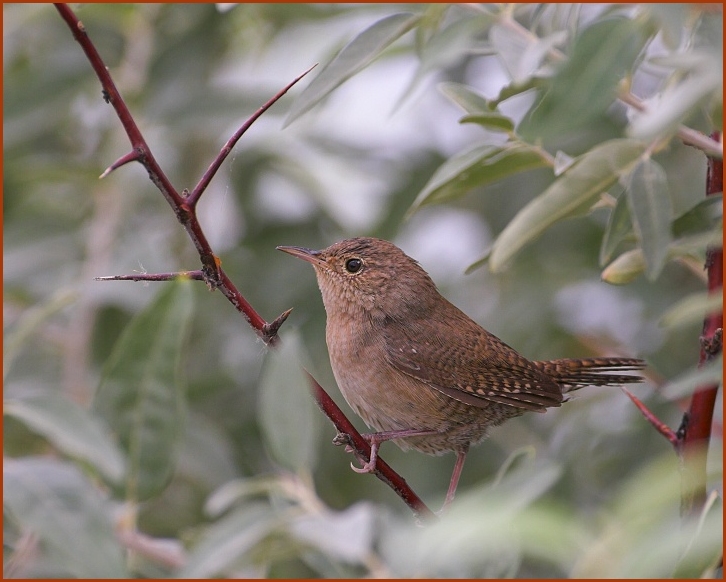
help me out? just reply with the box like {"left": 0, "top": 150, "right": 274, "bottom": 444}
{"left": 100, "top": 150, "right": 141, "bottom": 179}
{"left": 262, "top": 308, "right": 293, "bottom": 342}
{"left": 95, "top": 270, "right": 205, "bottom": 282}
{"left": 187, "top": 63, "right": 319, "bottom": 208}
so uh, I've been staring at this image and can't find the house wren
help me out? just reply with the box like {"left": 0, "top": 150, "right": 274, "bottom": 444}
{"left": 277, "top": 237, "right": 645, "bottom": 509}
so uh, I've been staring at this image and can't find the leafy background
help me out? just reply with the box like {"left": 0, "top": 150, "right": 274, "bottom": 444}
{"left": 3, "top": 3, "right": 722, "bottom": 577}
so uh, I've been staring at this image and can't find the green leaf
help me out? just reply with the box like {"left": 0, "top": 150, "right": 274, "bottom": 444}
{"left": 672, "top": 193, "right": 723, "bottom": 238}
{"left": 460, "top": 113, "right": 515, "bottom": 133}
{"left": 290, "top": 502, "right": 375, "bottom": 563}
{"left": 3, "top": 288, "right": 78, "bottom": 381}
{"left": 284, "top": 13, "right": 420, "bottom": 126}
{"left": 520, "top": 17, "right": 651, "bottom": 140}
{"left": 553, "top": 150, "right": 575, "bottom": 176}
{"left": 4, "top": 393, "right": 126, "bottom": 484}
{"left": 94, "top": 279, "right": 194, "bottom": 502}
{"left": 624, "top": 159, "right": 673, "bottom": 280}
{"left": 490, "top": 139, "right": 646, "bottom": 272}
{"left": 438, "top": 82, "right": 494, "bottom": 114}
{"left": 258, "top": 329, "right": 321, "bottom": 473}
{"left": 659, "top": 292, "right": 723, "bottom": 329}
{"left": 418, "top": 14, "right": 494, "bottom": 75}
{"left": 408, "top": 142, "right": 550, "bottom": 214}
{"left": 489, "top": 76, "right": 548, "bottom": 109}
{"left": 601, "top": 248, "right": 646, "bottom": 284}
{"left": 179, "top": 503, "right": 274, "bottom": 578}
{"left": 660, "top": 355, "right": 723, "bottom": 400}
{"left": 4, "top": 457, "right": 128, "bottom": 578}
{"left": 491, "top": 23, "right": 566, "bottom": 83}
{"left": 602, "top": 229, "right": 723, "bottom": 284}
{"left": 599, "top": 190, "right": 634, "bottom": 265}
{"left": 464, "top": 245, "right": 492, "bottom": 274}
{"left": 628, "top": 56, "right": 721, "bottom": 141}
{"left": 396, "top": 15, "right": 495, "bottom": 115}
{"left": 414, "top": 4, "right": 451, "bottom": 55}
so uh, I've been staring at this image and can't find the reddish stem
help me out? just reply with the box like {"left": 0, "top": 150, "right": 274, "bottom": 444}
{"left": 680, "top": 131, "right": 723, "bottom": 516}
{"left": 621, "top": 387, "right": 679, "bottom": 447}
{"left": 305, "top": 371, "right": 436, "bottom": 521}
{"left": 54, "top": 4, "right": 182, "bottom": 208}
{"left": 54, "top": 3, "right": 300, "bottom": 345}
{"left": 95, "top": 271, "right": 205, "bottom": 282}
{"left": 187, "top": 64, "right": 317, "bottom": 209}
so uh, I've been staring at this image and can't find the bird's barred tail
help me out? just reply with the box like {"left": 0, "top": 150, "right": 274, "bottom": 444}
{"left": 533, "top": 357, "right": 645, "bottom": 391}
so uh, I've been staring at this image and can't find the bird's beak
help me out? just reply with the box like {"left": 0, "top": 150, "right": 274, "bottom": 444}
{"left": 276, "top": 245, "right": 325, "bottom": 267}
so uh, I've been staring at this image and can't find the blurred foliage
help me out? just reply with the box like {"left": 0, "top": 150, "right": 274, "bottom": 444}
{"left": 3, "top": 3, "right": 722, "bottom": 578}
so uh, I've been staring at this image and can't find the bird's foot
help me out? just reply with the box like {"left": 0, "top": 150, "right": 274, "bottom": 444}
{"left": 350, "top": 438, "right": 380, "bottom": 473}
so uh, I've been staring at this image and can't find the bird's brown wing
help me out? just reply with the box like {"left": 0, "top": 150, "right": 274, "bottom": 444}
{"left": 382, "top": 308, "right": 564, "bottom": 412}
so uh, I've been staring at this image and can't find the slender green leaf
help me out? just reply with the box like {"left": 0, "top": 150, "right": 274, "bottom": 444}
{"left": 628, "top": 59, "right": 721, "bottom": 141}
{"left": 491, "top": 23, "right": 566, "bottom": 83}
{"left": 490, "top": 139, "right": 646, "bottom": 272}
{"left": 624, "top": 159, "right": 673, "bottom": 280}
{"left": 439, "top": 82, "right": 493, "bottom": 114}
{"left": 258, "top": 329, "right": 321, "bottom": 473}
{"left": 290, "top": 502, "right": 375, "bottom": 563}
{"left": 520, "top": 17, "right": 651, "bottom": 139}
{"left": 672, "top": 194, "right": 723, "bottom": 238}
{"left": 418, "top": 14, "right": 494, "bottom": 75}
{"left": 284, "top": 13, "right": 420, "bottom": 126}
{"left": 464, "top": 245, "right": 493, "bottom": 274}
{"left": 553, "top": 150, "right": 575, "bottom": 176}
{"left": 4, "top": 458, "right": 128, "bottom": 578}
{"left": 601, "top": 248, "right": 646, "bottom": 284}
{"left": 205, "top": 476, "right": 282, "bottom": 518}
{"left": 409, "top": 142, "right": 550, "bottom": 214}
{"left": 3, "top": 289, "right": 78, "bottom": 380}
{"left": 600, "top": 190, "right": 634, "bottom": 265}
{"left": 395, "top": 15, "right": 494, "bottom": 115}
{"left": 602, "top": 228, "right": 723, "bottom": 284}
{"left": 94, "top": 279, "right": 194, "bottom": 501}
{"left": 179, "top": 503, "right": 274, "bottom": 578}
{"left": 660, "top": 356, "right": 723, "bottom": 400}
{"left": 489, "top": 76, "right": 548, "bottom": 109}
{"left": 414, "top": 4, "right": 451, "bottom": 55}
{"left": 659, "top": 292, "right": 723, "bottom": 329}
{"left": 4, "top": 393, "right": 126, "bottom": 484}
{"left": 460, "top": 113, "right": 515, "bottom": 133}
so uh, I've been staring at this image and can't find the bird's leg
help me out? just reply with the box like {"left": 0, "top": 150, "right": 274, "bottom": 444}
{"left": 438, "top": 446, "right": 469, "bottom": 514}
{"left": 342, "top": 428, "right": 439, "bottom": 474}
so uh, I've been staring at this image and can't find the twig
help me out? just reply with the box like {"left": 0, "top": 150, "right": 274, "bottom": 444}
{"left": 621, "top": 387, "right": 679, "bottom": 448}
{"left": 187, "top": 63, "right": 317, "bottom": 209}
{"left": 53, "top": 3, "right": 311, "bottom": 346}
{"left": 679, "top": 131, "right": 722, "bottom": 516}
{"left": 55, "top": 3, "right": 433, "bottom": 521}
{"left": 116, "top": 529, "right": 186, "bottom": 571}
{"left": 95, "top": 271, "right": 205, "bottom": 282}
{"left": 305, "top": 371, "right": 437, "bottom": 522}
{"left": 618, "top": 92, "right": 723, "bottom": 158}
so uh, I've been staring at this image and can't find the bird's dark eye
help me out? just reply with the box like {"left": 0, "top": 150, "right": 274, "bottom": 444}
{"left": 345, "top": 258, "right": 363, "bottom": 273}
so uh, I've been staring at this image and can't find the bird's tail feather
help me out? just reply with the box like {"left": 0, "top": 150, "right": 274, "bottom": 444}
{"left": 533, "top": 357, "right": 645, "bottom": 391}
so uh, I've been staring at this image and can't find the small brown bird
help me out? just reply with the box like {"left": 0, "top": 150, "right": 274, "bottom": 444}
{"left": 277, "top": 237, "right": 644, "bottom": 509}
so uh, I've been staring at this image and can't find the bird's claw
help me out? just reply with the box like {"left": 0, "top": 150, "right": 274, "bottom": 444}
{"left": 350, "top": 459, "right": 376, "bottom": 474}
